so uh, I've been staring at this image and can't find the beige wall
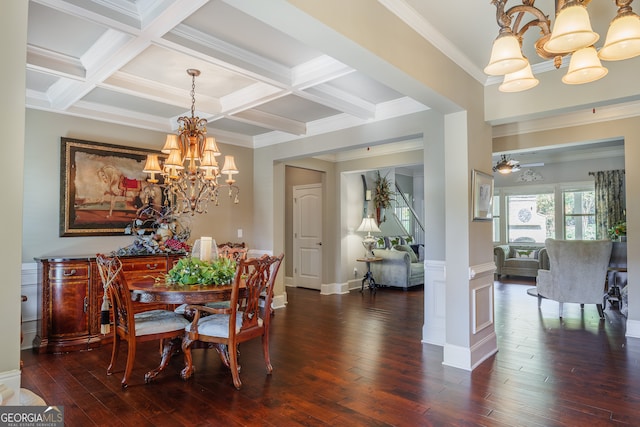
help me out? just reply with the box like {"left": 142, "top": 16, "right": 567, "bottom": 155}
{"left": 23, "top": 109, "right": 254, "bottom": 262}
{"left": 1, "top": 1, "right": 28, "bottom": 389}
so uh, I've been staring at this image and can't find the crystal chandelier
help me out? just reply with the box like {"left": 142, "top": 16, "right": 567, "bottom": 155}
{"left": 143, "top": 69, "right": 239, "bottom": 215}
{"left": 485, "top": 0, "right": 640, "bottom": 92}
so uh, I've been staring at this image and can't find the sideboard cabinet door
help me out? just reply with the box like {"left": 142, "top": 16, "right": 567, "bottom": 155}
{"left": 33, "top": 259, "right": 100, "bottom": 353}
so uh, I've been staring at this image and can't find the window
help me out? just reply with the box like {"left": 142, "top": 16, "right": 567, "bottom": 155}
{"left": 563, "top": 189, "right": 595, "bottom": 240}
{"left": 506, "top": 192, "right": 554, "bottom": 243}
{"left": 492, "top": 195, "right": 500, "bottom": 242}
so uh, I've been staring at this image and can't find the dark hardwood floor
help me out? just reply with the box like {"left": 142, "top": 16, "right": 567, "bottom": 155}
{"left": 21, "top": 278, "right": 640, "bottom": 426}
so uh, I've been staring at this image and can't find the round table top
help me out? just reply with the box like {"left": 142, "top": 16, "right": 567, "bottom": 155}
{"left": 129, "top": 278, "right": 239, "bottom": 305}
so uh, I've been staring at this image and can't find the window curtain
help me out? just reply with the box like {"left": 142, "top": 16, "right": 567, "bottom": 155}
{"left": 591, "top": 170, "right": 625, "bottom": 239}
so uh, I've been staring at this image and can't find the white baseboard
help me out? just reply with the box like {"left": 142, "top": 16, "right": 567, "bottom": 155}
{"left": 626, "top": 318, "right": 640, "bottom": 338}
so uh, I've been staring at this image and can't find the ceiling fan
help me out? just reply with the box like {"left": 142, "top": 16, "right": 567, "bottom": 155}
{"left": 493, "top": 155, "right": 520, "bottom": 174}
{"left": 492, "top": 155, "right": 544, "bottom": 174}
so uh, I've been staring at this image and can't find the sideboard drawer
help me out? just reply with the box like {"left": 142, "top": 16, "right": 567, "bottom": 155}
{"left": 48, "top": 263, "right": 90, "bottom": 280}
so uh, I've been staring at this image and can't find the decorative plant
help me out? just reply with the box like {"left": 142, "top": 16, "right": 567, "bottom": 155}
{"left": 373, "top": 171, "right": 394, "bottom": 223}
{"left": 160, "top": 256, "right": 237, "bottom": 286}
{"left": 608, "top": 221, "right": 627, "bottom": 240}
{"left": 373, "top": 171, "right": 393, "bottom": 209}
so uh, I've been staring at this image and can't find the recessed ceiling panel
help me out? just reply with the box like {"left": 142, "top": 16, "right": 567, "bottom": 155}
{"left": 183, "top": 1, "right": 320, "bottom": 67}
{"left": 327, "top": 72, "right": 402, "bottom": 104}
{"left": 27, "top": 2, "right": 106, "bottom": 58}
{"left": 255, "top": 94, "right": 339, "bottom": 122}
{"left": 83, "top": 87, "right": 186, "bottom": 117}
{"left": 119, "top": 45, "right": 257, "bottom": 98}
{"left": 26, "top": 70, "right": 60, "bottom": 93}
{"left": 211, "top": 117, "right": 272, "bottom": 137}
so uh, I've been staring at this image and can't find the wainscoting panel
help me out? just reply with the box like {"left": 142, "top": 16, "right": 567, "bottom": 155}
{"left": 21, "top": 263, "right": 38, "bottom": 350}
{"left": 423, "top": 260, "right": 445, "bottom": 346}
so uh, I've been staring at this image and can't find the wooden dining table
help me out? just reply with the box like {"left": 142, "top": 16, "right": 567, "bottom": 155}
{"left": 128, "top": 278, "right": 245, "bottom": 380}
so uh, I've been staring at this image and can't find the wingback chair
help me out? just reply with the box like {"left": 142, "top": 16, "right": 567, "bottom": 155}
{"left": 536, "top": 239, "right": 612, "bottom": 319}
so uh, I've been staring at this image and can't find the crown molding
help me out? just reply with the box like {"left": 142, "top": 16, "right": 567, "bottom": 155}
{"left": 493, "top": 100, "right": 640, "bottom": 138}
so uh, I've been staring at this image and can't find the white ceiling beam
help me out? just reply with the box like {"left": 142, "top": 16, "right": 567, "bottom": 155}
{"left": 232, "top": 109, "right": 306, "bottom": 135}
{"left": 290, "top": 55, "right": 354, "bottom": 89}
{"left": 101, "top": 70, "right": 222, "bottom": 112}
{"left": 303, "top": 85, "right": 376, "bottom": 120}
{"left": 27, "top": 45, "right": 85, "bottom": 79}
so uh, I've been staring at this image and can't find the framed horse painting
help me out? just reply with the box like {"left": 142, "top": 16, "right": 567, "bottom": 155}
{"left": 60, "top": 138, "right": 164, "bottom": 236}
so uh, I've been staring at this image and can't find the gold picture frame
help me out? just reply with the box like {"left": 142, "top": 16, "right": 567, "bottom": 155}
{"left": 472, "top": 169, "right": 494, "bottom": 222}
{"left": 60, "top": 138, "right": 163, "bottom": 236}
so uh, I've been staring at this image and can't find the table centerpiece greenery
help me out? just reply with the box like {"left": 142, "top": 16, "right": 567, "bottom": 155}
{"left": 159, "top": 256, "right": 237, "bottom": 286}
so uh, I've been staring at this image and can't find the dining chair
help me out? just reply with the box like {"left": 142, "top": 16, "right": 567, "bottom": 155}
{"left": 218, "top": 244, "right": 248, "bottom": 263}
{"left": 181, "top": 253, "right": 284, "bottom": 389}
{"left": 96, "top": 253, "right": 190, "bottom": 389}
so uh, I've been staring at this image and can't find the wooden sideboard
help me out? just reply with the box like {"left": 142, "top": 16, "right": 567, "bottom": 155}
{"left": 33, "top": 254, "right": 183, "bottom": 354}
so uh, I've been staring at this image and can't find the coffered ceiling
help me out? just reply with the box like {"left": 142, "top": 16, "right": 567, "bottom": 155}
{"left": 26, "top": 0, "right": 634, "bottom": 157}
{"left": 26, "top": 0, "right": 429, "bottom": 150}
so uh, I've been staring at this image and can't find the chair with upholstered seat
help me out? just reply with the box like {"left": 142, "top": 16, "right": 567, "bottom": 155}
{"left": 96, "top": 254, "right": 190, "bottom": 389}
{"left": 181, "top": 253, "right": 284, "bottom": 389}
{"left": 536, "top": 239, "right": 612, "bottom": 319}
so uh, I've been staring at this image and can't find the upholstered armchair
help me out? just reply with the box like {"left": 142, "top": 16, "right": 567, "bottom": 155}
{"left": 536, "top": 239, "right": 612, "bottom": 318}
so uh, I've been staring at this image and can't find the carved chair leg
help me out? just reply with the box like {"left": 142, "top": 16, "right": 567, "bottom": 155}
{"left": 180, "top": 336, "right": 196, "bottom": 380}
{"left": 228, "top": 343, "right": 242, "bottom": 390}
{"left": 262, "top": 333, "right": 273, "bottom": 374}
{"left": 107, "top": 335, "right": 120, "bottom": 376}
{"left": 122, "top": 340, "right": 136, "bottom": 389}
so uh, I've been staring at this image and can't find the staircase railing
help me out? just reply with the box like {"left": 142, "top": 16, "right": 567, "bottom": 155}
{"left": 393, "top": 183, "right": 425, "bottom": 245}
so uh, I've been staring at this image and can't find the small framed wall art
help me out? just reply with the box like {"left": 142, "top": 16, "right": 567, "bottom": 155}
{"left": 471, "top": 169, "right": 494, "bottom": 222}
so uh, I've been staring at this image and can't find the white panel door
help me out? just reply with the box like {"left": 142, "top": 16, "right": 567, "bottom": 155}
{"left": 293, "top": 184, "right": 322, "bottom": 289}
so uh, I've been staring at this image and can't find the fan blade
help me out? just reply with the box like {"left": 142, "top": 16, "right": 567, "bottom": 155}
{"left": 520, "top": 162, "right": 544, "bottom": 168}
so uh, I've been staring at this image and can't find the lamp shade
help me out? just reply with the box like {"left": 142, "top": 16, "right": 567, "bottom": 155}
{"left": 599, "top": 12, "right": 640, "bottom": 61}
{"left": 499, "top": 62, "right": 539, "bottom": 92}
{"left": 357, "top": 216, "right": 381, "bottom": 234}
{"left": 203, "top": 136, "right": 221, "bottom": 154}
{"left": 221, "top": 155, "right": 239, "bottom": 175}
{"left": 562, "top": 46, "right": 608, "bottom": 84}
{"left": 142, "top": 154, "right": 162, "bottom": 173}
{"left": 164, "top": 148, "right": 184, "bottom": 168}
{"left": 161, "top": 134, "right": 180, "bottom": 154}
{"left": 544, "top": 2, "right": 599, "bottom": 54}
{"left": 199, "top": 150, "right": 219, "bottom": 170}
{"left": 484, "top": 32, "right": 528, "bottom": 76}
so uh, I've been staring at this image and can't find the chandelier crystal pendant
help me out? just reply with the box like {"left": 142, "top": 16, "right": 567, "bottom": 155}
{"left": 486, "top": 0, "right": 640, "bottom": 92}
{"left": 143, "top": 69, "right": 239, "bottom": 216}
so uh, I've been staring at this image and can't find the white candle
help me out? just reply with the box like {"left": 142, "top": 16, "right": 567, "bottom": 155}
{"left": 200, "top": 236, "right": 212, "bottom": 262}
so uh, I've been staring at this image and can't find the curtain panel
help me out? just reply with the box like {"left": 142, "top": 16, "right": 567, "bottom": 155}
{"left": 592, "top": 170, "right": 625, "bottom": 239}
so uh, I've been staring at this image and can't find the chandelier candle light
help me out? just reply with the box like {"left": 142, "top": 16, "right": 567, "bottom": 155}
{"left": 486, "top": 0, "right": 640, "bottom": 92}
{"left": 143, "top": 69, "right": 239, "bottom": 215}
